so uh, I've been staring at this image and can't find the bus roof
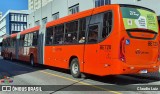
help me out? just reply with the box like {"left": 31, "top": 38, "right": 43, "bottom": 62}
{"left": 10, "top": 33, "right": 17, "bottom": 38}
{"left": 46, "top": 4, "right": 120, "bottom": 28}
{"left": 120, "top": 4, "right": 155, "bottom": 13}
{"left": 46, "top": 4, "right": 156, "bottom": 28}
{"left": 20, "top": 26, "right": 40, "bottom": 35}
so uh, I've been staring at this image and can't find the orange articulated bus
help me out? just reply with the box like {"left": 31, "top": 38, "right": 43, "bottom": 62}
{"left": 17, "top": 26, "right": 40, "bottom": 65}
{"left": 1, "top": 4, "right": 159, "bottom": 78}
{"left": 1, "top": 33, "right": 17, "bottom": 60}
{"left": 1, "top": 26, "right": 40, "bottom": 64}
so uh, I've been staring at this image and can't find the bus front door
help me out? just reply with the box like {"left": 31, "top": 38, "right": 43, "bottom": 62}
{"left": 84, "top": 24, "right": 100, "bottom": 75}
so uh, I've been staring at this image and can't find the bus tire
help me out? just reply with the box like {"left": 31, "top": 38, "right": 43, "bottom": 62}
{"left": 10, "top": 53, "right": 13, "bottom": 61}
{"left": 3, "top": 57, "right": 6, "bottom": 60}
{"left": 70, "top": 58, "right": 81, "bottom": 78}
{"left": 30, "top": 55, "right": 35, "bottom": 67}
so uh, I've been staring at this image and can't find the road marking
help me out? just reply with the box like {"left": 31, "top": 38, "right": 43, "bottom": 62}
{"left": 40, "top": 71, "right": 122, "bottom": 94}
{"left": 3, "top": 60, "right": 122, "bottom": 94}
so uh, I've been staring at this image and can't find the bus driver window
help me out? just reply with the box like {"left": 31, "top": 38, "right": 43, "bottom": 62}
{"left": 88, "top": 25, "right": 98, "bottom": 43}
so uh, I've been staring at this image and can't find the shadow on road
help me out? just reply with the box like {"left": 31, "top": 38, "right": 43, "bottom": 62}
{"left": 84, "top": 72, "right": 160, "bottom": 85}
{"left": 0, "top": 57, "right": 159, "bottom": 86}
{"left": 0, "top": 58, "right": 44, "bottom": 80}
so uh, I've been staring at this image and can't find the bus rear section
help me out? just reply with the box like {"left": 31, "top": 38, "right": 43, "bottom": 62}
{"left": 117, "top": 5, "right": 159, "bottom": 74}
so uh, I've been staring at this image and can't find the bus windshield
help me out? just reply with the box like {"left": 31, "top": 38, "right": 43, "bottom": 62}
{"left": 121, "top": 6, "right": 158, "bottom": 33}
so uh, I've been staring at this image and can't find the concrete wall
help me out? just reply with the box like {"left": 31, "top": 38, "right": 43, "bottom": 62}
{"left": 28, "top": 0, "right": 52, "bottom": 10}
{"left": 28, "top": 0, "right": 94, "bottom": 28}
{"left": 52, "top": 0, "right": 68, "bottom": 18}
{"left": 27, "top": 0, "right": 160, "bottom": 28}
{"left": 68, "top": 0, "right": 94, "bottom": 11}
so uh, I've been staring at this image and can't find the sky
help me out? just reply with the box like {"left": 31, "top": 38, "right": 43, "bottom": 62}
{"left": 0, "top": 0, "right": 28, "bottom": 15}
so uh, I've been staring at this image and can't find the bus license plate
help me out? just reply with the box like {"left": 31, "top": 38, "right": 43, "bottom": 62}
{"left": 140, "top": 70, "right": 148, "bottom": 74}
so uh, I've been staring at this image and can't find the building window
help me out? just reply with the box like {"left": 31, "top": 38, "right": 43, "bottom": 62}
{"left": 15, "top": 24, "right": 17, "bottom": 31}
{"left": 68, "top": 4, "right": 79, "bottom": 15}
{"left": 21, "top": 15, "right": 23, "bottom": 22}
{"left": 52, "top": 12, "right": 59, "bottom": 20}
{"left": 42, "top": 17, "right": 47, "bottom": 24}
{"left": 18, "top": 24, "right": 20, "bottom": 31}
{"left": 21, "top": 24, "right": 23, "bottom": 31}
{"left": 35, "top": 20, "right": 40, "bottom": 26}
{"left": 95, "top": 0, "right": 111, "bottom": 7}
{"left": 23, "top": 15, "right": 27, "bottom": 22}
{"left": 11, "top": 24, "right": 15, "bottom": 31}
{"left": 23, "top": 24, "right": 27, "bottom": 30}
{"left": 14, "top": 14, "right": 18, "bottom": 21}
{"left": 11, "top": 14, "right": 14, "bottom": 21}
{"left": 18, "top": 14, "right": 20, "bottom": 21}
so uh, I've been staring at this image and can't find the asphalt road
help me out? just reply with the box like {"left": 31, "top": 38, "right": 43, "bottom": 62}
{"left": 0, "top": 56, "right": 160, "bottom": 94}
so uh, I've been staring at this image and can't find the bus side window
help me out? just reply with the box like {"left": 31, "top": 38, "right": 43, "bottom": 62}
{"left": 24, "top": 34, "right": 28, "bottom": 47}
{"left": 11, "top": 38, "right": 15, "bottom": 47}
{"left": 101, "top": 11, "right": 113, "bottom": 40}
{"left": 79, "top": 18, "right": 86, "bottom": 43}
{"left": 88, "top": 25, "right": 98, "bottom": 43}
{"left": 13, "top": 39, "right": 15, "bottom": 47}
{"left": 32, "top": 31, "right": 38, "bottom": 46}
{"left": 65, "top": 21, "right": 78, "bottom": 44}
{"left": 20, "top": 35, "right": 24, "bottom": 47}
{"left": 28, "top": 33, "right": 33, "bottom": 46}
{"left": 7, "top": 38, "right": 10, "bottom": 47}
{"left": 46, "top": 27, "right": 54, "bottom": 45}
{"left": 10, "top": 38, "right": 14, "bottom": 47}
{"left": 53, "top": 24, "right": 64, "bottom": 44}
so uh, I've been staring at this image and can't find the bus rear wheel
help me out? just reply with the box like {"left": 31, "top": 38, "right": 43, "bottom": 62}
{"left": 70, "top": 58, "right": 81, "bottom": 78}
{"left": 30, "top": 55, "right": 35, "bottom": 67}
{"left": 10, "top": 53, "right": 13, "bottom": 61}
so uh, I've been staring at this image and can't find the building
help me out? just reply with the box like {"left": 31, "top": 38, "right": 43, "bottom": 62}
{"left": 28, "top": 0, "right": 53, "bottom": 10}
{"left": 0, "top": 10, "right": 31, "bottom": 42}
{"left": 27, "top": 0, "right": 160, "bottom": 28}
{"left": 28, "top": 0, "right": 95, "bottom": 28}
{"left": 0, "top": 12, "right": 2, "bottom": 19}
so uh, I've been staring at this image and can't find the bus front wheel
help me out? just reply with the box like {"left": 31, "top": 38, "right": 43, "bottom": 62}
{"left": 70, "top": 58, "right": 81, "bottom": 78}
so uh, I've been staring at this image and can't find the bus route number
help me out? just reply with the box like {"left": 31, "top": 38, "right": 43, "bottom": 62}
{"left": 100, "top": 45, "right": 111, "bottom": 51}
{"left": 148, "top": 41, "right": 158, "bottom": 46}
